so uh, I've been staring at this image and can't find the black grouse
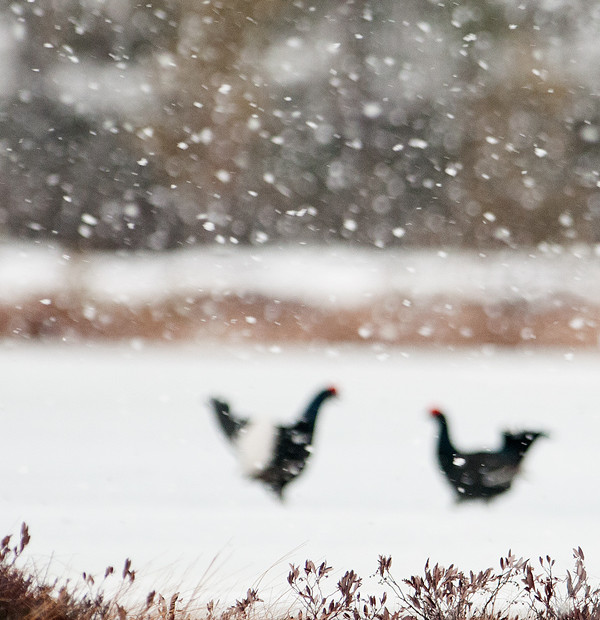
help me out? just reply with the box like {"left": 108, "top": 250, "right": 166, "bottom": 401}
{"left": 430, "top": 408, "right": 546, "bottom": 502}
{"left": 210, "top": 387, "right": 338, "bottom": 499}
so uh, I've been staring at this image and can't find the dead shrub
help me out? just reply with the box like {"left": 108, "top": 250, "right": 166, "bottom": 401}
{"left": 2, "top": 524, "right": 600, "bottom": 619}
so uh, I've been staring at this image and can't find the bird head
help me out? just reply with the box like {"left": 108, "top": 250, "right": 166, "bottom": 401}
{"left": 326, "top": 386, "right": 338, "bottom": 397}
{"left": 429, "top": 408, "right": 444, "bottom": 418}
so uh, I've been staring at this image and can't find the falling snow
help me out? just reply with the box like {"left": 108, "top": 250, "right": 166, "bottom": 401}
{"left": 0, "top": 1, "right": 597, "bottom": 250}
{"left": 0, "top": 0, "right": 599, "bottom": 602}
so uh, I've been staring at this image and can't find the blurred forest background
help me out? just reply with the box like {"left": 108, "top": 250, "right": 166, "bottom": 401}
{"left": 1, "top": 0, "right": 600, "bottom": 252}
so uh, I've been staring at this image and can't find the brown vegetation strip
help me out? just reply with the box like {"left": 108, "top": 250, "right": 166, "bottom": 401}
{"left": 0, "top": 291, "right": 598, "bottom": 346}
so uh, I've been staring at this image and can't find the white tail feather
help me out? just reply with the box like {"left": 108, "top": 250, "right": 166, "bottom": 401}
{"left": 235, "top": 418, "right": 277, "bottom": 475}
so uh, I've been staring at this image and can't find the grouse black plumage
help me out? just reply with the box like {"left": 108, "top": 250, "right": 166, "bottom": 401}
{"left": 430, "top": 408, "right": 546, "bottom": 502}
{"left": 210, "top": 387, "right": 337, "bottom": 499}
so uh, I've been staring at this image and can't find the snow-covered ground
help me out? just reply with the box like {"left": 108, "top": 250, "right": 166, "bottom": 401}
{"left": 2, "top": 242, "right": 600, "bottom": 306}
{"left": 0, "top": 342, "right": 598, "bottom": 608}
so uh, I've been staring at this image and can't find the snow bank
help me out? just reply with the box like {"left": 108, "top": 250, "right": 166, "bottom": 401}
{"left": 1, "top": 242, "right": 599, "bottom": 346}
{"left": 1, "top": 242, "right": 599, "bottom": 307}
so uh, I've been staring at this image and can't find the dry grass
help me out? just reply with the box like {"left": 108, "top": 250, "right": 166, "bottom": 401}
{"left": 2, "top": 524, "right": 600, "bottom": 620}
{"left": 1, "top": 291, "right": 599, "bottom": 346}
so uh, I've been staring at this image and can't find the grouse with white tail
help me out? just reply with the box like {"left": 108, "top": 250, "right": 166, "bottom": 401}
{"left": 430, "top": 408, "right": 546, "bottom": 502}
{"left": 210, "top": 387, "right": 338, "bottom": 499}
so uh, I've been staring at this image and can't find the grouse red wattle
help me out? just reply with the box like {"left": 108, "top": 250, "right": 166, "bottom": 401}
{"left": 430, "top": 408, "right": 546, "bottom": 502}
{"left": 210, "top": 387, "right": 338, "bottom": 499}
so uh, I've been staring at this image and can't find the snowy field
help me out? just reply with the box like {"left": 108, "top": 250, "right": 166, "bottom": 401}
{"left": 0, "top": 342, "right": 598, "bottom": 607}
